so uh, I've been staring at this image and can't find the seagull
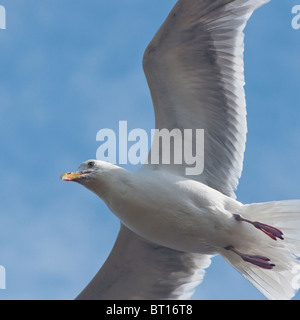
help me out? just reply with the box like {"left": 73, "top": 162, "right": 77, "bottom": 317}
{"left": 61, "top": 0, "right": 300, "bottom": 300}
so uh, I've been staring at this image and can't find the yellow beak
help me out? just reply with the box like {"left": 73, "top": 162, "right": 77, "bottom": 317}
{"left": 60, "top": 172, "right": 81, "bottom": 182}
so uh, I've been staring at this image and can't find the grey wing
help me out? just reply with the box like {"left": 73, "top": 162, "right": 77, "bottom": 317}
{"left": 143, "top": 0, "right": 271, "bottom": 198}
{"left": 76, "top": 225, "right": 212, "bottom": 300}
{"left": 77, "top": 0, "right": 271, "bottom": 300}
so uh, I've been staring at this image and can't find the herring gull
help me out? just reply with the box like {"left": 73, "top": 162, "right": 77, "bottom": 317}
{"left": 61, "top": 0, "right": 300, "bottom": 300}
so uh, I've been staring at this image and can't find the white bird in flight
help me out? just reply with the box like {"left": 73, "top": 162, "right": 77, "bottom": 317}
{"left": 61, "top": 0, "right": 300, "bottom": 300}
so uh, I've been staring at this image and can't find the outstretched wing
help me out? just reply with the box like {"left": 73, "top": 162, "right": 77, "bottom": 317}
{"left": 143, "top": 0, "right": 270, "bottom": 198}
{"left": 77, "top": 0, "right": 271, "bottom": 300}
{"left": 76, "top": 225, "right": 212, "bottom": 300}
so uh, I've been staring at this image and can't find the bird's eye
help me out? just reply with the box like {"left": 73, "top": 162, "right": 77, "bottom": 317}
{"left": 88, "top": 161, "right": 95, "bottom": 168}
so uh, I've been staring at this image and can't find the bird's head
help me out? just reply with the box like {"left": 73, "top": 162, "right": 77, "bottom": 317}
{"left": 61, "top": 160, "right": 118, "bottom": 196}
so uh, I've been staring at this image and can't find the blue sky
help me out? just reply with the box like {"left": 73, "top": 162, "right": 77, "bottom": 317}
{"left": 0, "top": 0, "right": 299, "bottom": 300}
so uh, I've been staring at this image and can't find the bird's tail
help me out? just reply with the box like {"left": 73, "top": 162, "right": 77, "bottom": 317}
{"left": 221, "top": 200, "right": 300, "bottom": 300}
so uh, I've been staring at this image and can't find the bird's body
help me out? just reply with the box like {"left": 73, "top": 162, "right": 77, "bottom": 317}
{"left": 99, "top": 166, "right": 239, "bottom": 254}
{"left": 61, "top": 0, "right": 300, "bottom": 300}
